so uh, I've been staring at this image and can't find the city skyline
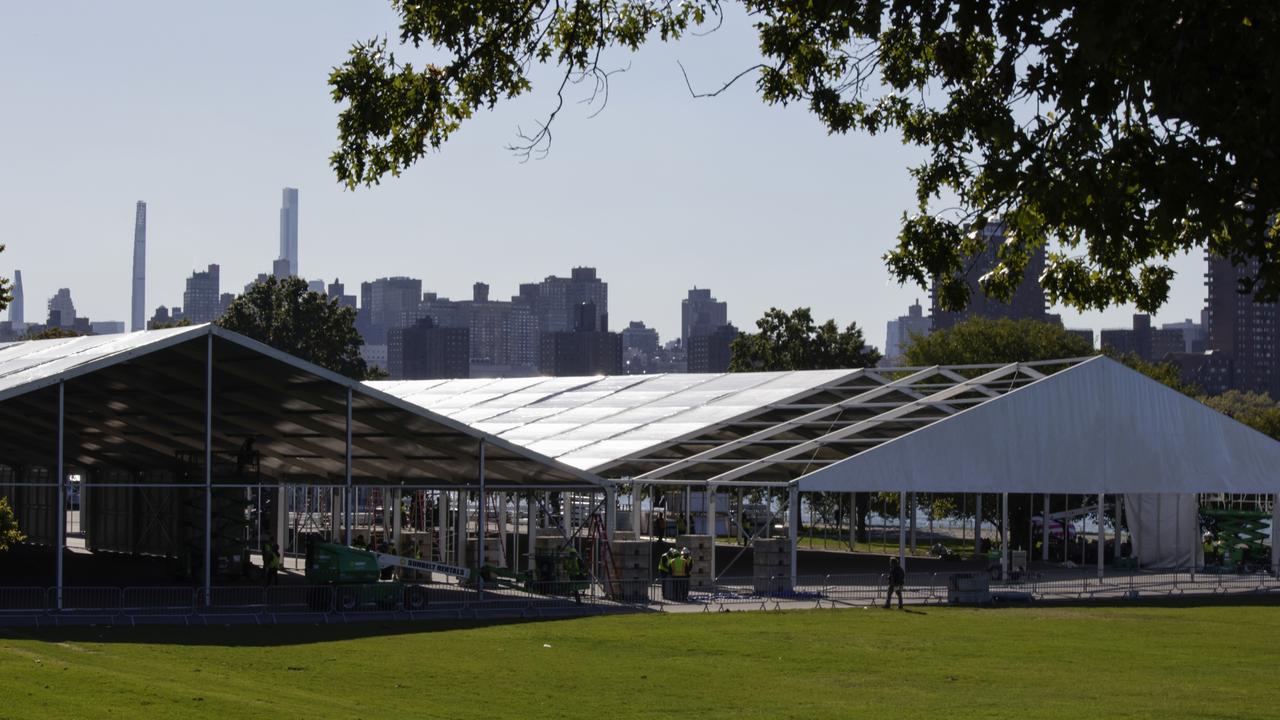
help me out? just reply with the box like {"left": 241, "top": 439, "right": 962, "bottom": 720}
{"left": 0, "top": 2, "right": 1208, "bottom": 345}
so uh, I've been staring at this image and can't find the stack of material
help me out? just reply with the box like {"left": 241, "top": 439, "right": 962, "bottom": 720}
{"left": 676, "top": 534, "right": 714, "bottom": 590}
{"left": 608, "top": 540, "right": 653, "bottom": 602}
{"left": 464, "top": 538, "right": 505, "bottom": 566}
{"left": 753, "top": 538, "right": 792, "bottom": 593}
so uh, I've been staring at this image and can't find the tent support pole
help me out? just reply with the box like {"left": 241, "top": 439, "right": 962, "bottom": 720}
{"left": 788, "top": 484, "right": 799, "bottom": 589}
{"left": 344, "top": 387, "right": 352, "bottom": 546}
{"left": 898, "top": 491, "right": 907, "bottom": 569}
{"left": 707, "top": 485, "right": 717, "bottom": 581}
{"left": 1042, "top": 494, "right": 1050, "bottom": 562}
{"left": 908, "top": 492, "right": 917, "bottom": 554}
{"left": 1097, "top": 493, "right": 1105, "bottom": 579}
{"left": 1000, "top": 493, "right": 1009, "bottom": 581}
{"left": 974, "top": 494, "right": 982, "bottom": 555}
{"left": 56, "top": 381, "right": 65, "bottom": 611}
{"left": 1272, "top": 495, "right": 1280, "bottom": 577}
{"left": 204, "top": 334, "right": 213, "bottom": 606}
{"left": 477, "top": 440, "right": 485, "bottom": 600}
{"left": 630, "top": 480, "right": 641, "bottom": 540}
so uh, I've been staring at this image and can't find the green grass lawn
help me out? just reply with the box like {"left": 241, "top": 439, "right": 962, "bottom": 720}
{"left": 2, "top": 604, "right": 1278, "bottom": 719}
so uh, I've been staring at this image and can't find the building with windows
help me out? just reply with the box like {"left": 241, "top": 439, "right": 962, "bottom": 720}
{"left": 539, "top": 301, "right": 622, "bottom": 376}
{"left": 1100, "top": 314, "right": 1184, "bottom": 362}
{"left": 1205, "top": 255, "right": 1280, "bottom": 397}
{"left": 182, "top": 264, "right": 224, "bottom": 324}
{"left": 7, "top": 269, "right": 23, "bottom": 332}
{"left": 47, "top": 288, "right": 76, "bottom": 328}
{"left": 131, "top": 201, "right": 146, "bottom": 331}
{"left": 930, "top": 222, "right": 1056, "bottom": 331}
{"left": 687, "top": 323, "right": 738, "bottom": 373}
{"left": 883, "top": 300, "right": 931, "bottom": 363}
{"left": 682, "top": 288, "right": 728, "bottom": 349}
{"left": 388, "top": 317, "right": 470, "bottom": 380}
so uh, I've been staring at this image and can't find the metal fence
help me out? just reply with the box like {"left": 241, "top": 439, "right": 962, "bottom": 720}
{"left": 2, "top": 568, "right": 1278, "bottom": 622}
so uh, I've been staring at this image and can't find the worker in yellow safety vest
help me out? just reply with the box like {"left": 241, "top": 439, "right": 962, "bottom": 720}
{"left": 668, "top": 547, "right": 689, "bottom": 602}
{"left": 657, "top": 548, "right": 676, "bottom": 600}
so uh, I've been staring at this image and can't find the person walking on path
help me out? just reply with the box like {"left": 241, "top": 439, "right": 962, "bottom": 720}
{"left": 884, "top": 557, "right": 905, "bottom": 609}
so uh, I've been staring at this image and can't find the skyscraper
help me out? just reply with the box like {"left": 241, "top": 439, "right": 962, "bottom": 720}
{"left": 682, "top": 288, "right": 728, "bottom": 349}
{"left": 182, "top": 264, "right": 222, "bottom": 323}
{"left": 930, "top": 221, "right": 1055, "bottom": 331}
{"left": 1205, "top": 254, "right": 1280, "bottom": 397}
{"left": 8, "top": 269, "right": 24, "bottom": 331}
{"left": 131, "top": 201, "right": 146, "bottom": 331}
{"left": 278, "top": 187, "right": 299, "bottom": 277}
{"left": 47, "top": 288, "right": 76, "bottom": 328}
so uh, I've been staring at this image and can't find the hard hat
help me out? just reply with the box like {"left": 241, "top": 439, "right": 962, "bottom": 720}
{"left": 681, "top": 547, "right": 690, "bottom": 554}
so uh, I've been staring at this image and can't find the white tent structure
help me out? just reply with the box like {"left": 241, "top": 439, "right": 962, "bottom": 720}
{"left": 378, "top": 356, "right": 1280, "bottom": 581}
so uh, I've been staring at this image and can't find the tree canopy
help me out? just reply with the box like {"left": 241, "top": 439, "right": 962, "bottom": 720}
{"left": 1201, "top": 391, "right": 1280, "bottom": 441}
{"left": 331, "top": 2, "right": 1280, "bottom": 313}
{"left": 902, "top": 317, "right": 1092, "bottom": 366}
{"left": 217, "top": 276, "right": 373, "bottom": 381}
{"left": 0, "top": 497, "right": 23, "bottom": 553}
{"left": 0, "top": 245, "right": 11, "bottom": 313}
{"left": 729, "top": 307, "right": 880, "bottom": 372}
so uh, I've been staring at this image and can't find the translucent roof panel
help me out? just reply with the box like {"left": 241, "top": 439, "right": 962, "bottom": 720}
{"left": 368, "top": 369, "right": 866, "bottom": 472}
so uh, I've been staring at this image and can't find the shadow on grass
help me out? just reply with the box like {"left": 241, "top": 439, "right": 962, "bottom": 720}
{"left": 0, "top": 615, "right": 596, "bottom": 648}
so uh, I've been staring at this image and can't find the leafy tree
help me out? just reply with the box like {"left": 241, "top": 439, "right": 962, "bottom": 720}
{"left": 1201, "top": 391, "right": 1280, "bottom": 441}
{"left": 0, "top": 497, "right": 23, "bottom": 552}
{"left": 331, "top": 2, "right": 1280, "bottom": 313}
{"left": 903, "top": 317, "right": 1093, "bottom": 367}
{"left": 0, "top": 244, "right": 10, "bottom": 313}
{"left": 24, "top": 326, "right": 84, "bottom": 341}
{"left": 148, "top": 318, "right": 194, "bottom": 331}
{"left": 730, "top": 307, "right": 880, "bottom": 372}
{"left": 217, "top": 276, "right": 373, "bottom": 381}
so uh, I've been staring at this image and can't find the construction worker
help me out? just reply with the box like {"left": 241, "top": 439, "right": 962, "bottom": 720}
{"left": 353, "top": 534, "right": 367, "bottom": 550}
{"left": 678, "top": 547, "right": 694, "bottom": 602}
{"left": 263, "top": 542, "right": 282, "bottom": 587}
{"left": 564, "top": 548, "right": 585, "bottom": 604}
{"left": 668, "top": 547, "right": 688, "bottom": 602}
{"left": 657, "top": 548, "right": 675, "bottom": 600}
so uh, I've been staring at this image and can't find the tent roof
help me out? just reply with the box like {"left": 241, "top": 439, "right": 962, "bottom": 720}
{"left": 371, "top": 359, "right": 1076, "bottom": 482}
{"left": 0, "top": 326, "right": 598, "bottom": 489}
{"left": 798, "top": 356, "right": 1280, "bottom": 494}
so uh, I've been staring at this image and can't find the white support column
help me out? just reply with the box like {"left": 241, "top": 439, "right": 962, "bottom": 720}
{"left": 974, "top": 494, "right": 983, "bottom": 555}
{"left": 1097, "top": 493, "right": 1105, "bottom": 579}
{"left": 1272, "top": 495, "right": 1280, "bottom": 577}
{"left": 1114, "top": 494, "right": 1124, "bottom": 560}
{"left": 204, "top": 334, "right": 213, "bottom": 605}
{"left": 908, "top": 492, "right": 917, "bottom": 554}
{"left": 392, "top": 488, "right": 403, "bottom": 551}
{"left": 788, "top": 484, "right": 799, "bottom": 588}
{"left": 707, "top": 485, "right": 717, "bottom": 581}
{"left": 898, "top": 491, "right": 907, "bottom": 568}
{"left": 498, "top": 492, "right": 509, "bottom": 568}
{"left": 1000, "top": 493, "right": 1009, "bottom": 581}
{"left": 630, "top": 480, "right": 641, "bottom": 540}
{"left": 275, "top": 484, "right": 286, "bottom": 558}
{"left": 477, "top": 441, "right": 486, "bottom": 592}
{"left": 1042, "top": 494, "right": 1050, "bottom": 561}
{"left": 455, "top": 490, "right": 466, "bottom": 568}
{"left": 344, "top": 387, "right": 352, "bottom": 546}
{"left": 605, "top": 483, "right": 617, "bottom": 542}
{"left": 848, "top": 492, "right": 856, "bottom": 550}
{"left": 526, "top": 492, "right": 537, "bottom": 574}
{"left": 438, "top": 491, "right": 449, "bottom": 563}
{"left": 55, "top": 381, "right": 65, "bottom": 611}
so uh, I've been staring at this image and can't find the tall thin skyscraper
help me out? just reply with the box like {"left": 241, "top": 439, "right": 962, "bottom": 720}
{"left": 8, "top": 269, "right": 24, "bottom": 330}
{"left": 278, "top": 187, "right": 299, "bottom": 277}
{"left": 131, "top": 201, "right": 146, "bottom": 331}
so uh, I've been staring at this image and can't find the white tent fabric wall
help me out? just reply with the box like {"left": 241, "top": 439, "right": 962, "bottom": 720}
{"left": 1124, "top": 494, "right": 1202, "bottom": 569}
{"left": 797, "top": 357, "right": 1280, "bottom": 494}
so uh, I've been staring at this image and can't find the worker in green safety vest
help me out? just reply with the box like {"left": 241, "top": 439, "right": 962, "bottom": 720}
{"left": 263, "top": 542, "right": 282, "bottom": 587}
{"left": 563, "top": 548, "right": 585, "bottom": 604}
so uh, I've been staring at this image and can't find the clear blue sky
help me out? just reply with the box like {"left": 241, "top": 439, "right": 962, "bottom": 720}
{"left": 0, "top": 1, "right": 1206, "bottom": 346}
